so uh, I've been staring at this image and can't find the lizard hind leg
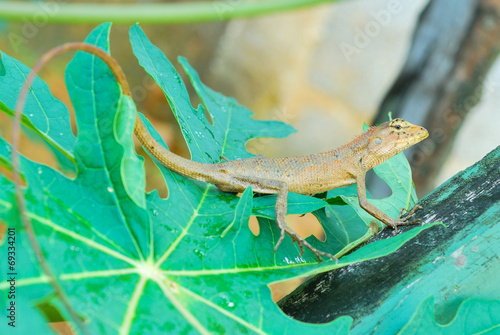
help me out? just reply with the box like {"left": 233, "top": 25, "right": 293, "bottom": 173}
{"left": 264, "top": 182, "right": 337, "bottom": 263}
{"left": 233, "top": 176, "right": 337, "bottom": 263}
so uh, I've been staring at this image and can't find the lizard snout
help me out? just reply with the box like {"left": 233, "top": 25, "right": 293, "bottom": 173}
{"left": 419, "top": 127, "right": 429, "bottom": 140}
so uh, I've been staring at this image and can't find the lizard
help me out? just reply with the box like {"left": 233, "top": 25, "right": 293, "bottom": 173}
{"left": 17, "top": 43, "right": 429, "bottom": 262}
{"left": 136, "top": 117, "right": 429, "bottom": 261}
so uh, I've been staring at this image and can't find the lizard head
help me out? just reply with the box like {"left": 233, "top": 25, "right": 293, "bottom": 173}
{"left": 365, "top": 118, "right": 428, "bottom": 169}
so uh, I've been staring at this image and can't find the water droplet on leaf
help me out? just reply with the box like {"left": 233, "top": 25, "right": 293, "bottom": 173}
{"left": 217, "top": 293, "right": 236, "bottom": 309}
{"left": 194, "top": 249, "right": 205, "bottom": 259}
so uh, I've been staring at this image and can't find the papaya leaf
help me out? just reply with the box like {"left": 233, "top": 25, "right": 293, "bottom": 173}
{"left": 0, "top": 22, "right": 439, "bottom": 334}
{"left": 0, "top": 51, "right": 75, "bottom": 167}
{"left": 307, "top": 139, "right": 420, "bottom": 257}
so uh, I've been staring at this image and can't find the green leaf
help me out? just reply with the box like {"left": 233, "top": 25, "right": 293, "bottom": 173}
{"left": 0, "top": 23, "right": 439, "bottom": 334}
{"left": 130, "top": 24, "right": 295, "bottom": 164}
{"left": 0, "top": 50, "right": 76, "bottom": 166}
{"left": 306, "top": 148, "right": 420, "bottom": 258}
{"left": 310, "top": 185, "right": 367, "bottom": 254}
{"left": 398, "top": 296, "right": 500, "bottom": 334}
{"left": 339, "top": 153, "right": 418, "bottom": 228}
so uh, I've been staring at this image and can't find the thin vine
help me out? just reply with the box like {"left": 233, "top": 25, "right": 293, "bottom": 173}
{"left": 13, "top": 42, "right": 133, "bottom": 334}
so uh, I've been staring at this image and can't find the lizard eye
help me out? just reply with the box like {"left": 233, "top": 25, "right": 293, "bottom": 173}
{"left": 395, "top": 124, "right": 402, "bottom": 130}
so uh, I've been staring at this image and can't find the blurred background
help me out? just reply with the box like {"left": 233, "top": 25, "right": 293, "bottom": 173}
{"left": 1, "top": 0, "right": 500, "bottom": 301}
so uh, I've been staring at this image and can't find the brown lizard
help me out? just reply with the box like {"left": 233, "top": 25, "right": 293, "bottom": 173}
{"left": 18, "top": 43, "right": 429, "bottom": 262}
{"left": 136, "top": 117, "right": 429, "bottom": 261}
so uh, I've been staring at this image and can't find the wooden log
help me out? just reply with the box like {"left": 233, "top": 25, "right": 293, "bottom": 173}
{"left": 278, "top": 145, "right": 500, "bottom": 334}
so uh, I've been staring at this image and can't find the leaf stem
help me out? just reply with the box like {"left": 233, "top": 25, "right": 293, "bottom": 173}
{"left": 0, "top": 0, "right": 338, "bottom": 24}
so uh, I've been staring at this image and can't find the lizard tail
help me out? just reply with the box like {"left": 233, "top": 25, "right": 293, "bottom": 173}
{"left": 18, "top": 42, "right": 219, "bottom": 184}
{"left": 83, "top": 42, "right": 221, "bottom": 183}
{"left": 80, "top": 43, "right": 220, "bottom": 183}
{"left": 133, "top": 115, "right": 220, "bottom": 183}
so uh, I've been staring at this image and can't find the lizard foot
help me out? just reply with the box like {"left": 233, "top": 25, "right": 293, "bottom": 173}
{"left": 399, "top": 205, "right": 423, "bottom": 220}
{"left": 274, "top": 224, "right": 337, "bottom": 263}
{"left": 387, "top": 205, "right": 424, "bottom": 233}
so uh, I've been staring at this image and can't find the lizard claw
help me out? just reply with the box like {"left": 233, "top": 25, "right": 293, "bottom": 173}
{"left": 386, "top": 205, "right": 424, "bottom": 233}
{"left": 290, "top": 236, "right": 305, "bottom": 256}
{"left": 399, "top": 205, "right": 422, "bottom": 220}
{"left": 274, "top": 229, "right": 287, "bottom": 253}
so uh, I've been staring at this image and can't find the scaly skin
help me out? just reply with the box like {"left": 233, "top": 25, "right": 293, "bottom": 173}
{"left": 20, "top": 43, "right": 429, "bottom": 262}
{"left": 140, "top": 117, "right": 429, "bottom": 262}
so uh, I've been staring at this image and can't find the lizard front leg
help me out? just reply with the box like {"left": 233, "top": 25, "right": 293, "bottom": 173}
{"left": 356, "top": 173, "right": 422, "bottom": 232}
{"left": 234, "top": 177, "right": 337, "bottom": 262}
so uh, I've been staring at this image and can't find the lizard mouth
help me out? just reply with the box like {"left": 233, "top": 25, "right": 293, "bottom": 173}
{"left": 415, "top": 126, "right": 429, "bottom": 142}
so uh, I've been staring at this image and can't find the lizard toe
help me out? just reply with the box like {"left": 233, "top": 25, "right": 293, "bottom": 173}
{"left": 274, "top": 230, "right": 287, "bottom": 253}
